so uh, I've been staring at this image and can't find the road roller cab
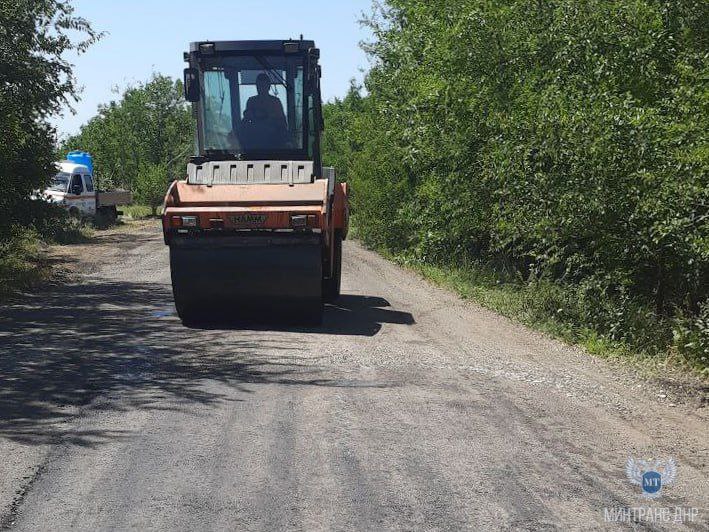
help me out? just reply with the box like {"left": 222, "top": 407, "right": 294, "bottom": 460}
{"left": 162, "top": 39, "right": 348, "bottom": 324}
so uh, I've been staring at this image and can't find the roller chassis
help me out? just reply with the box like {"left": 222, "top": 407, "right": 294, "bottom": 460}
{"left": 163, "top": 39, "right": 347, "bottom": 324}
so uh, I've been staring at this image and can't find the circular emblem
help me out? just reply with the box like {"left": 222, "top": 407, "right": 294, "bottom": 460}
{"left": 642, "top": 471, "right": 662, "bottom": 495}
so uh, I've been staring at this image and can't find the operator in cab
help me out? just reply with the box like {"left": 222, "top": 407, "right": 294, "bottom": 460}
{"left": 240, "top": 73, "right": 289, "bottom": 150}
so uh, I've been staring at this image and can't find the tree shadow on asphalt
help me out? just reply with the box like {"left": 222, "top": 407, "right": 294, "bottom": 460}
{"left": 0, "top": 280, "right": 410, "bottom": 448}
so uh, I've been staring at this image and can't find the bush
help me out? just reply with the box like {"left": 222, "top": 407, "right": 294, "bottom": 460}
{"left": 134, "top": 164, "right": 168, "bottom": 216}
{"left": 0, "top": 227, "right": 45, "bottom": 297}
{"left": 672, "top": 301, "right": 709, "bottom": 372}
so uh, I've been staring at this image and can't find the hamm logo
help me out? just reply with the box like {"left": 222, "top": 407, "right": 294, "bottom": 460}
{"left": 229, "top": 214, "right": 267, "bottom": 227}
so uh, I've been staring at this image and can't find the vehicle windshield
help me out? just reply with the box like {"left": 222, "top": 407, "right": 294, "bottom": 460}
{"left": 49, "top": 172, "right": 70, "bottom": 192}
{"left": 199, "top": 54, "right": 306, "bottom": 157}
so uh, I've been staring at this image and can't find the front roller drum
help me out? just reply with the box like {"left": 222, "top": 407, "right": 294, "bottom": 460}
{"left": 169, "top": 235, "right": 323, "bottom": 324}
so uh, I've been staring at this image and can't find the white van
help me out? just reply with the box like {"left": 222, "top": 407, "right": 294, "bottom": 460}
{"left": 46, "top": 161, "right": 97, "bottom": 216}
{"left": 45, "top": 161, "right": 131, "bottom": 220}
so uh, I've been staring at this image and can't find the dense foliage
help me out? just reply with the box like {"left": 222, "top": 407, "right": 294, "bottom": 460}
{"left": 323, "top": 0, "right": 708, "bottom": 368}
{"left": 0, "top": 0, "right": 100, "bottom": 240}
{"left": 62, "top": 74, "right": 194, "bottom": 206}
{"left": 134, "top": 163, "right": 170, "bottom": 216}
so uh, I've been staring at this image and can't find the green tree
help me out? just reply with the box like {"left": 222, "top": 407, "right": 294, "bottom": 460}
{"left": 0, "top": 0, "right": 100, "bottom": 239}
{"left": 62, "top": 74, "right": 194, "bottom": 193}
{"left": 323, "top": 0, "right": 708, "bottom": 367}
{"left": 134, "top": 163, "right": 168, "bottom": 216}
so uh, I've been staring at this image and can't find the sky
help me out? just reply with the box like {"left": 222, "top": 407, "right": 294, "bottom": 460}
{"left": 52, "top": 0, "right": 374, "bottom": 139}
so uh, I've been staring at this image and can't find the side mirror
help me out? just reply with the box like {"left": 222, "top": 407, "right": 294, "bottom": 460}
{"left": 184, "top": 68, "right": 200, "bottom": 102}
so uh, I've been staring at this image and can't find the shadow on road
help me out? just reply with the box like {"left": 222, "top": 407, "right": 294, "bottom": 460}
{"left": 188, "top": 294, "right": 415, "bottom": 336}
{"left": 0, "top": 279, "right": 408, "bottom": 447}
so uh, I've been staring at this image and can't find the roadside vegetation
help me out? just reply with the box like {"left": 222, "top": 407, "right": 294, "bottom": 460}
{"left": 322, "top": 0, "right": 708, "bottom": 374}
{"left": 0, "top": 1, "right": 192, "bottom": 298}
{"left": 0, "top": 229, "right": 47, "bottom": 298}
{"left": 0, "top": 201, "right": 92, "bottom": 297}
{"left": 0, "top": 1, "right": 100, "bottom": 298}
{"left": 121, "top": 204, "right": 156, "bottom": 220}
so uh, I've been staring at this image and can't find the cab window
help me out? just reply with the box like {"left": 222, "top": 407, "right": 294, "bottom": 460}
{"left": 70, "top": 174, "right": 84, "bottom": 194}
{"left": 49, "top": 172, "right": 70, "bottom": 192}
{"left": 84, "top": 175, "right": 94, "bottom": 192}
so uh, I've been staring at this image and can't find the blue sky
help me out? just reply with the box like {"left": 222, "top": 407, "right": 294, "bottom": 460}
{"left": 53, "top": 0, "right": 374, "bottom": 138}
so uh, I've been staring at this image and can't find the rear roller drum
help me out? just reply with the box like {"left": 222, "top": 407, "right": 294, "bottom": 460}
{"left": 302, "top": 297, "right": 324, "bottom": 325}
{"left": 169, "top": 235, "right": 324, "bottom": 324}
{"left": 172, "top": 286, "right": 199, "bottom": 325}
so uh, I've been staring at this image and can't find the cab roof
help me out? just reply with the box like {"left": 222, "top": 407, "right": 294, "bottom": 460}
{"left": 188, "top": 39, "right": 315, "bottom": 54}
{"left": 57, "top": 161, "right": 91, "bottom": 175}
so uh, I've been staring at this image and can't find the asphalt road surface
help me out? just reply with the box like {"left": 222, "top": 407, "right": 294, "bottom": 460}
{"left": 0, "top": 222, "right": 707, "bottom": 531}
